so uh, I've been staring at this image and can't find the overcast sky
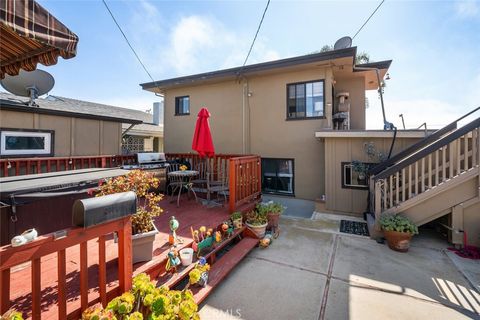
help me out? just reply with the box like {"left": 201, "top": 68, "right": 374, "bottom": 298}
{"left": 30, "top": 0, "right": 480, "bottom": 129}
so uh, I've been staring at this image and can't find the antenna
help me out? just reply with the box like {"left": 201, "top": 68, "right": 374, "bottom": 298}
{"left": 0, "top": 69, "right": 55, "bottom": 107}
{"left": 334, "top": 36, "right": 353, "bottom": 50}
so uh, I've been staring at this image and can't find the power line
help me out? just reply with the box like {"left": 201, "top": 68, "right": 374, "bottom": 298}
{"left": 102, "top": 0, "right": 156, "bottom": 84}
{"left": 352, "top": 0, "right": 385, "bottom": 40}
{"left": 242, "top": 0, "right": 271, "bottom": 67}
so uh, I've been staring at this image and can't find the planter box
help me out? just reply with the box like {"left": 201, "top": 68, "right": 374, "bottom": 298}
{"left": 132, "top": 224, "right": 159, "bottom": 264}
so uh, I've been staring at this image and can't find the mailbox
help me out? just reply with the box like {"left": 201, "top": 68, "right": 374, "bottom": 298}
{"left": 72, "top": 191, "right": 137, "bottom": 228}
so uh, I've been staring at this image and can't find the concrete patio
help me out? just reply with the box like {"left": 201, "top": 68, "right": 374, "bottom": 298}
{"left": 199, "top": 215, "right": 480, "bottom": 320}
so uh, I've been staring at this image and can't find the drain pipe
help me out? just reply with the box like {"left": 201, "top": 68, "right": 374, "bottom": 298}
{"left": 242, "top": 81, "right": 246, "bottom": 154}
{"left": 354, "top": 66, "right": 395, "bottom": 130}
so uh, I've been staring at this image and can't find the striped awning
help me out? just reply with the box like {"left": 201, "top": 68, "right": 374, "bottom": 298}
{"left": 0, "top": 0, "right": 79, "bottom": 79}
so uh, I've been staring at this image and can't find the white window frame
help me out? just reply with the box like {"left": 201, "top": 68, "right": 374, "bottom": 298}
{"left": 0, "top": 129, "right": 53, "bottom": 156}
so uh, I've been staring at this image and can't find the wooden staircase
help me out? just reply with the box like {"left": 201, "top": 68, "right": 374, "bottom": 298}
{"left": 152, "top": 225, "right": 258, "bottom": 304}
{"left": 369, "top": 108, "right": 480, "bottom": 244}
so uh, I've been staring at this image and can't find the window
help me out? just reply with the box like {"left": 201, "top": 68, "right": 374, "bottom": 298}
{"left": 287, "top": 80, "right": 324, "bottom": 119}
{"left": 175, "top": 96, "right": 190, "bottom": 115}
{"left": 262, "top": 158, "right": 294, "bottom": 195}
{"left": 0, "top": 129, "right": 54, "bottom": 157}
{"left": 341, "top": 162, "right": 374, "bottom": 189}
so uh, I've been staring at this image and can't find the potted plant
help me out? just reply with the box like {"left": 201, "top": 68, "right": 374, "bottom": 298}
{"left": 230, "top": 211, "right": 243, "bottom": 229}
{"left": 351, "top": 160, "right": 369, "bottom": 183}
{"left": 245, "top": 210, "right": 268, "bottom": 238}
{"left": 380, "top": 214, "right": 418, "bottom": 252}
{"left": 256, "top": 201, "right": 285, "bottom": 232}
{"left": 95, "top": 170, "right": 163, "bottom": 264}
{"left": 82, "top": 273, "right": 200, "bottom": 319}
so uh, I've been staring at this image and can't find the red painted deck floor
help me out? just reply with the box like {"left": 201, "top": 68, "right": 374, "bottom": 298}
{"left": 8, "top": 195, "right": 230, "bottom": 320}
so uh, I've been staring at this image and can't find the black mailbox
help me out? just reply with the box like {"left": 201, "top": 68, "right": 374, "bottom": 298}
{"left": 72, "top": 191, "right": 137, "bottom": 228}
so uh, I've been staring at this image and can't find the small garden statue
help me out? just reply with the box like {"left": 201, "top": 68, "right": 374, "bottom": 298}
{"left": 165, "top": 249, "right": 181, "bottom": 274}
{"left": 169, "top": 216, "right": 182, "bottom": 247}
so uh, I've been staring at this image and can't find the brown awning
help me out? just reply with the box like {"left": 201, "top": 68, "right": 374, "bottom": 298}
{"left": 0, "top": 0, "right": 79, "bottom": 79}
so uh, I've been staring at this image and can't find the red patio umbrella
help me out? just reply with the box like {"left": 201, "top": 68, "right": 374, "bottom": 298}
{"left": 192, "top": 107, "right": 215, "bottom": 157}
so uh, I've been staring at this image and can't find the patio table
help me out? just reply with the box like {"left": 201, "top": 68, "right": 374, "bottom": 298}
{"left": 167, "top": 170, "right": 199, "bottom": 207}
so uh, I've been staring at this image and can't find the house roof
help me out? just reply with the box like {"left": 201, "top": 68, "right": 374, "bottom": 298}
{"left": 141, "top": 47, "right": 359, "bottom": 92}
{"left": 0, "top": 91, "right": 156, "bottom": 125}
{"left": 141, "top": 47, "right": 392, "bottom": 93}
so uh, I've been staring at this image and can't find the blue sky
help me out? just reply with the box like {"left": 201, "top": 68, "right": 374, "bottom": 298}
{"left": 33, "top": 0, "right": 480, "bottom": 129}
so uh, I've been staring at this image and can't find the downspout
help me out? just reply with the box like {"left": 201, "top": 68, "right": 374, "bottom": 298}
{"left": 242, "top": 81, "right": 246, "bottom": 154}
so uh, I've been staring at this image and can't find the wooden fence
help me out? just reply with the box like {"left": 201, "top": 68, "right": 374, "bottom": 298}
{"left": 229, "top": 156, "right": 262, "bottom": 213}
{"left": 0, "top": 155, "right": 136, "bottom": 177}
{"left": 0, "top": 216, "right": 132, "bottom": 319}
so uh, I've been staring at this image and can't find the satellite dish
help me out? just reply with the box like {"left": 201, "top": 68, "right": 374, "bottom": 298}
{"left": 334, "top": 36, "right": 353, "bottom": 50}
{"left": 1, "top": 69, "right": 55, "bottom": 107}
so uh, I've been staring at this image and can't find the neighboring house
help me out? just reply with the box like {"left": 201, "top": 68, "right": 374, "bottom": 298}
{"left": 141, "top": 47, "right": 480, "bottom": 247}
{"left": 0, "top": 92, "right": 163, "bottom": 157}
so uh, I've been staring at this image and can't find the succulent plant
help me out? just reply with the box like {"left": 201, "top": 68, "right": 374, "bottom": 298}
{"left": 1, "top": 309, "right": 24, "bottom": 320}
{"left": 82, "top": 273, "right": 199, "bottom": 320}
{"left": 245, "top": 210, "right": 268, "bottom": 226}
{"left": 256, "top": 201, "right": 285, "bottom": 216}
{"left": 230, "top": 211, "right": 242, "bottom": 220}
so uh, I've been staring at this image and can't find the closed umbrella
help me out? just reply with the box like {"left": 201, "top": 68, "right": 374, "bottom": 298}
{"left": 192, "top": 107, "right": 215, "bottom": 157}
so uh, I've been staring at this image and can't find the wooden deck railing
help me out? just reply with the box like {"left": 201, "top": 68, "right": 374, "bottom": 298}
{"left": 0, "top": 155, "right": 136, "bottom": 177}
{"left": 372, "top": 117, "right": 480, "bottom": 218}
{"left": 229, "top": 156, "right": 262, "bottom": 213}
{"left": 0, "top": 216, "right": 132, "bottom": 319}
{"left": 165, "top": 153, "right": 262, "bottom": 212}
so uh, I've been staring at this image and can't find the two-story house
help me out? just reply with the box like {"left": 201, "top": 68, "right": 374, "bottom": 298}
{"left": 141, "top": 47, "right": 480, "bottom": 247}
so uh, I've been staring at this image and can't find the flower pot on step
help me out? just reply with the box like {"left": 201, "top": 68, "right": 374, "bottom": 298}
{"left": 232, "top": 218, "right": 243, "bottom": 229}
{"left": 383, "top": 230, "right": 413, "bottom": 252}
{"left": 245, "top": 221, "right": 268, "bottom": 238}
{"left": 132, "top": 224, "right": 159, "bottom": 264}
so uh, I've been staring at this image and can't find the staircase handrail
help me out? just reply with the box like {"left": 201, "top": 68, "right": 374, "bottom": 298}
{"left": 370, "top": 106, "right": 480, "bottom": 176}
{"left": 374, "top": 115, "right": 480, "bottom": 181}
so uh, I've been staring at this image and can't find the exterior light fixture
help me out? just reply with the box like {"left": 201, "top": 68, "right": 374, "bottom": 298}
{"left": 385, "top": 73, "right": 391, "bottom": 80}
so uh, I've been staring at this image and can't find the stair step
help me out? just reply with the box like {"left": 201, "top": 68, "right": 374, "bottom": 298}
{"left": 191, "top": 237, "right": 258, "bottom": 304}
{"left": 156, "top": 226, "right": 246, "bottom": 288}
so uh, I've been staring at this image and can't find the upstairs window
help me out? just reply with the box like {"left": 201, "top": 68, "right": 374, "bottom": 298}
{"left": 175, "top": 96, "right": 190, "bottom": 115}
{"left": 287, "top": 80, "right": 324, "bottom": 119}
{"left": 0, "top": 129, "right": 54, "bottom": 157}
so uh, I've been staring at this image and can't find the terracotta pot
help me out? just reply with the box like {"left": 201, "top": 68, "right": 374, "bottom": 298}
{"left": 383, "top": 230, "right": 413, "bottom": 252}
{"left": 245, "top": 221, "right": 268, "bottom": 238}
{"left": 267, "top": 213, "right": 280, "bottom": 229}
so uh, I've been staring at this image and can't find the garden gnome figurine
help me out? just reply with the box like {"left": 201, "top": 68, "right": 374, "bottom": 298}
{"left": 166, "top": 249, "right": 181, "bottom": 274}
{"left": 169, "top": 216, "right": 180, "bottom": 247}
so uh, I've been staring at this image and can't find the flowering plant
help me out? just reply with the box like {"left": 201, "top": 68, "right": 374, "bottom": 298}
{"left": 95, "top": 170, "right": 163, "bottom": 235}
{"left": 179, "top": 165, "right": 188, "bottom": 171}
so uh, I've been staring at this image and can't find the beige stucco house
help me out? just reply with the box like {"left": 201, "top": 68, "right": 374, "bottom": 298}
{"left": 141, "top": 47, "right": 480, "bottom": 247}
{"left": 141, "top": 47, "right": 419, "bottom": 203}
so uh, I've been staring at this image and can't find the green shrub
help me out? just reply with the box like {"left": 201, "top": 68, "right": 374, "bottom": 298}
{"left": 380, "top": 214, "right": 418, "bottom": 234}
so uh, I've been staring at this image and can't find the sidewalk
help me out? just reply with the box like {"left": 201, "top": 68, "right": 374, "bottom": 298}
{"left": 199, "top": 215, "right": 480, "bottom": 320}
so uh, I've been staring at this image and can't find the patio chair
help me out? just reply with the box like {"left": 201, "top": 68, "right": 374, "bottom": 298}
{"left": 191, "top": 160, "right": 209, "bottom": 190}
{"left": 166, "top": 163, "right": 183, "bottom": 196}
{"left": 206, "top": 170, "right": 229, "bottom": 205}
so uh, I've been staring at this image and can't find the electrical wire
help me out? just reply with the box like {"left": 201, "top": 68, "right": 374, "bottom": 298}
{"left": 242, "top": 0, "right": 271, "bottom": 67}
{"left": 102, "top": 0, "right": 162, "bottom": 96}
{"left": 352, "top": 0, "right": 385, "bottom": 40}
